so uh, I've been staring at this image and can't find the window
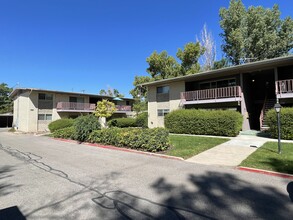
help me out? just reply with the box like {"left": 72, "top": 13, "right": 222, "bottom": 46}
{"left": 69, "top": 96, "right": 84, "bottom": 103}
{"left": 38, "top": 114, "right": 52, "bottom": 121}
{"left": 38, "top": 93, "right": 53, "bottom": 100}
{"left": 157, "top": 86, "right": 169, "bottom": 94}
{"left": 157, "top": 109, "right": 169, "bottom": 116}
{"left": 199, "top": 78, "right": 236, "bottom": 90}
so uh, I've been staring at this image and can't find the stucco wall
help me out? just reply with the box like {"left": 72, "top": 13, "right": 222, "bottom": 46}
{"left": 148, "top": 81, "right": 185, "bottom": 128}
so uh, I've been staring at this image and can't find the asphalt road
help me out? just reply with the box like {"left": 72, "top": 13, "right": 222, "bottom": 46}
{"left": 0, "top": 129, "right": 292, "bottom": 219}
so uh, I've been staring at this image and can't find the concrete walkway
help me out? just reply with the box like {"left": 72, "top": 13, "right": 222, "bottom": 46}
{"left": 186, "top": 135, "right": 270, "bottom": 167}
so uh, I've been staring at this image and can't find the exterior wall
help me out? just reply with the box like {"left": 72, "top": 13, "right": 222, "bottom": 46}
{"left": 148, "top": 81, "right": 185, "bottom": 128}
{"left": 13, "top": 91, "right": 30, "bottom": 132}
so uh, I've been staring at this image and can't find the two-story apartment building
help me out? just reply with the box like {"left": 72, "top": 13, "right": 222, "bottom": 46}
{"left": 142, "top": 55, "right": 293, "bottom": 131}
{"left": 9, "top": 88, "right": 134, "bottom": 132}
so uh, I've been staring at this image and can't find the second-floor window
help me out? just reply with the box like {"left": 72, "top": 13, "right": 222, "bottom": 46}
{"left": 199, "top": 79, "right": 236, "bottom": 90}
{"left": 157, "top": 86, "right": 169, "bottom": 94}
{"left": 38, "top": 93, "right": 53, "bottom": 109}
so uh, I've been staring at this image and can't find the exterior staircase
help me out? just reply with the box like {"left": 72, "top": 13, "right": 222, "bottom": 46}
{"left": 260, "top": 98, "right": 276, "bottom": 130}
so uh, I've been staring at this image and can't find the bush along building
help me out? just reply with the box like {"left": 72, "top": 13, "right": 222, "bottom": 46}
{"left": 141, "top": 55, "right": 293, "bottom": 131}
{"left": 9, "top": 88, "right": 134, "bottom": 132}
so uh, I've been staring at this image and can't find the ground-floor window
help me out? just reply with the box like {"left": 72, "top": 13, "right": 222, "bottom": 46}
{"left": 38, "top": 114, "right": 52, "bottom": 120}
{"left": 157, "top": 109, "right": 169, "bottom": 116}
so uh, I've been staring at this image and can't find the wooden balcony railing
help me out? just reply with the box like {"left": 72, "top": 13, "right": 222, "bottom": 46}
{"left": 56, "top": 102, "right": 132, "bottom": 112}
{"left": 116, "top": 105, "right": 132, "bottom": 111}
{"left": 181, "top": 86, "right": 242, "bottom": 102}
{"left": 56, "top": 102, "right": 96, "bottom": 112}
{"left": 275, "top": 79, "right": 293, "bottom": 96}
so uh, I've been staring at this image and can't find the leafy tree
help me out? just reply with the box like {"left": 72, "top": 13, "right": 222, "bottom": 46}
{"left": 129, "top": 75, "right": 153, "bottom": 99}
{"left": 220, "top": 0, "right": 293, "bottom": 65}
{"left": 132, "top": 99, "right": 147, "bottom": 115}
{"left": 99, "top": 89, "right": 107, "bottom": 96}
{"left": 0, "top": 83, "right": 13, "bottom": 113}
{"left": 99, "top": 88, "right": 124, "bottom": 98}
{"left": 94, "top": 100, "right": 116, "bottom": 118}
{"left": 219, "top": 0, "right": 247, "bottom": 65}
{"left": 146, "top": 51, "right": 180, "bottom": 79}
{"left": 213, "top": 58, "right": 229, "bottom": 70}
{"left": 177, "top": 42, "right": 204, "bottom": 74}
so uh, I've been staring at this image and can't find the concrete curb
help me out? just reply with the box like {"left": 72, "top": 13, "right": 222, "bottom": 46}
{"left": 53, "top": 138, "right": 184, "bottom": 161}
{"left": 237, "top": 166, "right": 293, "bottom": 180}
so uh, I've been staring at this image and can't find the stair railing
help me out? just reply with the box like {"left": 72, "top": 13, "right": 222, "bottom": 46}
{"left": 259, "top": 94, "right": 268, "bottom": 129}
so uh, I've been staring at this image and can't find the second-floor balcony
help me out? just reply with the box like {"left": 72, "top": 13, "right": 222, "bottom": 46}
{"left": 56, "top": 102, "right": 132, "bottom": 113}
{"left": 56, "top": 102, "right": 96, "bottom": 112}
{"left": 275, "top": 79, "right": 293, "bottom": 99}
{"left": 181, "top": 86, "right": 242, "bottom": 105}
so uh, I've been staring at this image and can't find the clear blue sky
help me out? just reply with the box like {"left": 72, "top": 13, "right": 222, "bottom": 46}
{"left": 1, "top": 0, "right": 292, "bottom": 97}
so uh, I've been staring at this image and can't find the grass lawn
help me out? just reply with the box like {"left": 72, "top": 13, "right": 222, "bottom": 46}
{"left": 240, "top": 142, "right": 293, "bottom": 174}
{"left": 166, "top": 134, "right": 230, "bottom": 159}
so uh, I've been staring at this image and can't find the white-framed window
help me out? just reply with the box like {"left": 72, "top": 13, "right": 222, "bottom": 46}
{"left": 38, "top": 114, "right": 52, "bottom": 121}
{"left": 157, "top": 109, "right": 169, "bottom": 117}
{"left": 157, "top": 86, "right": 169, "bottom": 94}
{"left": 38, "top": 93, "right": 53, "bottom": 100}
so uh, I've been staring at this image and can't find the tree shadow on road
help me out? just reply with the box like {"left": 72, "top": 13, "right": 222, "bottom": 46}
{"left": 0, "top": 165, "right": 21, "bottom": 198}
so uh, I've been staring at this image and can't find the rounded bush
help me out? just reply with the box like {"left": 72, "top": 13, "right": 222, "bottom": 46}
{"left": 136, "top": 112, "right": 148, "bottom": 128}
{"left": 266, "top": 107, "right": 293, "bottom": 140}
{"left": 74, "top": 114, "right": 101, "bottom": 142}
{"left": 88, "top": 127, "right": 169, "bottom": 152}
{"left": 48, "top": 118, "right": 74, "bottom": 132}
{"left": 108, "top": 118, "right": 137, "bottom": 128}
{"left": 52, "top": 126, "right": 75, "bottom": 139}
{"left": 165, "top": 109, "right": 243, "bottom": 137}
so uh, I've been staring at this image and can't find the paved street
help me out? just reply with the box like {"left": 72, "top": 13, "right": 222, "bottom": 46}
{"left": 0, "top": 129, "right": 292, "bottom": 219}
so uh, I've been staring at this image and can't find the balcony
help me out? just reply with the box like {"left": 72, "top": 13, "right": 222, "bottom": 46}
{"left": 181, "top": 86, "right": 242, "bottom": 105}
{"left": 56, "top": 102, "right": 96, "bottom": 112}
{"left": 56, "top": 102, "right": 132, "bottom": 113}
{"left": 115, "top": 105, "right": 132, "bottom": 112}
{"left": 275, "top": 79, "right": 293, "bottom": 99}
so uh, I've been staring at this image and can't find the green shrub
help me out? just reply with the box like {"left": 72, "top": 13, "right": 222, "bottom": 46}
{"left": 108, "top": 118, "right": 137, "bottom": 128}
{"left": 165, "top": 109, "right": 243, "bottom": 137}
{"left": 88, "top": 127, "right": 169, "bottom": 152}
{"left": 48, "top": 118, "right": 74, "bottom": 132}
{"left": 136, "top": 112, "right": 148, "bottom": 128}
{"left": 74, "top": 114, "right": 101, "bottom": 142}
{"left": 266, "top": 107, "right": 293, "bottom": 140}
{"left": 52, "top": 126, "right": 75, "bottom": 139}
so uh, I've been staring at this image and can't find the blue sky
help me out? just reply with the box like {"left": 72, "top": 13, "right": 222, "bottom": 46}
{"left": 1, "top": 0, "right": 292, "bottom": 97}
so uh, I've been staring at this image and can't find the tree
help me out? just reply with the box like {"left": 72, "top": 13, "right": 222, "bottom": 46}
{"left": 129, "top": 76, "right": 153, "bottom": 99}
{"left": 198, "top": 24, "right": 216, "bottom": 71}
{"left": 220, "top": 0, "right": 293, "bottom": 65}
{"left": 94, "top": 99, "right": 116, "bottom": 128}
{"left": 146, "top": 51, "right": 180, "bottom": 79}
{"left": 99, "top": 88, "right": 124, "bottom": 98}
{"left": 94, "top": 100, "right": 116, "bottom": 118}
{"left": 0, "top": 83, "right": 13, "bottom": 113}
{"left": 213, "top": 58, "right": 229, "bottom": 70}
{"left": 219, "top": 0, "right": 247, "bottom": 65}
{"left": 176, "top": 42, "right": 204, "bottom": 75}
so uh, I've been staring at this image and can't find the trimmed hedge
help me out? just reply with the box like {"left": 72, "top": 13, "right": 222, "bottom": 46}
{"left": 165, "top": 109, "right": 243, "bottom": 137}
{"left": 88, "top": 127, "right": 169, "bottom": 152}
{"left": 108, "top": 118, "right": 137, "bottom": 128}
{"left": 136, "top": 112, "right": 148, "bottom": 128}
{"left": 266, "top": 107, "right": 293, "bottom": 140}
{"left": 52, "top": 126, "right": 75, "bottom": 139}
{"left": 74, "top": 114, "right": 101, "bottom": 142}
{"left": 48, "top": 118, "right": 74, "bottom": 132}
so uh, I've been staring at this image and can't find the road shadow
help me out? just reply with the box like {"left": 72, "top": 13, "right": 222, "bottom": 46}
{"left": 0, "top": 165, "right": 21, "bottom": 198}
{"left": 26, "top": 171, "right": 292, "bottom": 219}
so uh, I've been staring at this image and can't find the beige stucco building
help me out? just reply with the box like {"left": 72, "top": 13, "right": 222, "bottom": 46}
{"left": 142, "top": 55, "right": 293, "bottom": 131}
{"left": 10, "top": 88, "right": 134, "bottom": 132}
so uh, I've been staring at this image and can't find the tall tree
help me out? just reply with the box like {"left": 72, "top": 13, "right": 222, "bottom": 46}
{"left": 146, "top": 51, "right": 180, "bottom": 79}
{"left": 130, "top": 76, "right": 153, "bottom": 99}
{"left": 176, "top": 42, "right": 204, "bottom": 75}
{"left": 198, "top": 24, "right": 216, "bottom": 71}
{"left": 0, "top": 83, "right": 13, "bottom": 113}
{"left": 99, "top": 88, "right": 124, "bottom": 98}
{"left": 220, "top": 0, "right": 293, "bottom": 65}
{"left": 219, "top": 0, "right": 247, "bottom": 65}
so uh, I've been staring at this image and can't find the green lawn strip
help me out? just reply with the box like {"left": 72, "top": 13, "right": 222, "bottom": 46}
{"left": 166, "top": 135, "right": 229, "bottom": 159}
{"left": 240, "top": 142, "right": 293, "bottom": 175}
